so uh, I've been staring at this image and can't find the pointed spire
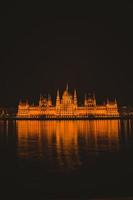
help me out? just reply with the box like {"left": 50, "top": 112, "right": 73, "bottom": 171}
{"left": 39, "top": 93, "right": 43, "bottom": 101}
{"left": 84, "top": 93, "right": 88, "bottom": 106}
{"left": 56, "top": 89, "right": 60, "bottom": 107}
{"left": 48, "top": 94, "right": 52, "bottom": 106}
{"left": 93, "top": 92, "right": 96, "bottom": 99}
{"left": 93, "top": 92, "right": 96, "bottom": 106}
{"left": 19, "top": 99, "right": 22, "bottom": 106}
{"left": 66, "top": 83, "right": 68, "bottom": 91}
{"left": 74, "top": 89, "right": 77, "bottom": 105}
{"left": 26, "top": 99, "right": 29, "bottom": 108}
{"left": 114, "top": 98, "right": 117, "bottom": 107}
{"left": 74, "top": 89, "right": 77, "bottom": 97}
{"left": 57, "top": 89, "right": 60, "bottom": 98}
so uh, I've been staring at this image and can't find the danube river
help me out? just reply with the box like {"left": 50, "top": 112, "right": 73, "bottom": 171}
{"left": 0, "top": 120, "right": 133, "bottom": 199}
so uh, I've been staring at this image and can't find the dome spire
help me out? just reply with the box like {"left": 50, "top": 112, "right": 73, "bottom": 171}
{"left": 74, "top": 89, "right": 77, "bottom": 106}
{"left": 56, "top": 89, "right": 60, "bottom": 107}
{"left": 66, "top": 83, "right": 68, "bottom": 91}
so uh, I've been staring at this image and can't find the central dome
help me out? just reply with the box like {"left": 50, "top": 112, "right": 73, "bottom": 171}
{"left": 62, "top": 84, "right": 69, "bottom": 98}
{"left": 62, "top": 86, "right": 73, "bottom": 105}
{"left": 63, "top": 90, "right": 69, "bottom": 97}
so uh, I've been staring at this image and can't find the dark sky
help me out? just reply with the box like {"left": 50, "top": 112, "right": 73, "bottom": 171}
{"left": 0, "top": 2, "right": 133, "bottom": 107}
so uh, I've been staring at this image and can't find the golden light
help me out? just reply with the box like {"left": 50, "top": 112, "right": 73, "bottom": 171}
{"left": 17, "top": 85, "right": 119, "bottom": 119}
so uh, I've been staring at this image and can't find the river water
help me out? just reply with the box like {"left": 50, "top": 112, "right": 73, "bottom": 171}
{"left": 0, "top": 120, "right": 133, "bottom": 199}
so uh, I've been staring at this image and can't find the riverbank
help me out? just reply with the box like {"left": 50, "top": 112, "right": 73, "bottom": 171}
{"left": 0, "top": 116, "right": 132, "bottom": 120}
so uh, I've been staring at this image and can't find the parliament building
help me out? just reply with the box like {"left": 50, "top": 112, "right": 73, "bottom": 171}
{"left": 17, "top": 85, "right": 119, "bottom": 119}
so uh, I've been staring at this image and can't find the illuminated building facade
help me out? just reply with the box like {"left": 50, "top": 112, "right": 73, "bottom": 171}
{"left": 17, "top": 85, "right": 119, "bottom": 118}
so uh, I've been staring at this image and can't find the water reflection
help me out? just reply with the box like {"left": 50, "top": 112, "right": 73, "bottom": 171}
{"left": 16, "top": 120, "right": 120, "bottom": 169}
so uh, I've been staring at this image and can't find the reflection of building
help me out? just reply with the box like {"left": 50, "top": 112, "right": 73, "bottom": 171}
{"left": 17, "top": 85, "right": 119, "bottom": 118}
{"left": 17, "top": 120, "right": 120, "bottom": 168}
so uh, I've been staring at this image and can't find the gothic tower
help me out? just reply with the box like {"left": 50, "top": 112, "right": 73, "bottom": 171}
{"left": 48, "top": 94, "right": 52, "bottom": 107}
{"left": 93, "top": 92, "right": 96, "bottom": 107}
{"left": 66, "top": 83, "right": 68, "bottom": 92}
{"left": 74, "top": 89, "right": 78, "bottom": 107}
{"left": 56, "top": 90, "right": 60, "bottom": 108}
{"left": 84, "top": 94, "right": 88, "bottom": 106}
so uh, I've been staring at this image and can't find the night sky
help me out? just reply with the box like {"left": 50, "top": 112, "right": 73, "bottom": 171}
{"left": 0, "top": 2, "right": 133, "bottom": 107}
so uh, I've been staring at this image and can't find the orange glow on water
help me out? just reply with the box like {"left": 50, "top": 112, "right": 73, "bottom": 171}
{"left": 17, "top": 120, "right": 120, "bottom": 168}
